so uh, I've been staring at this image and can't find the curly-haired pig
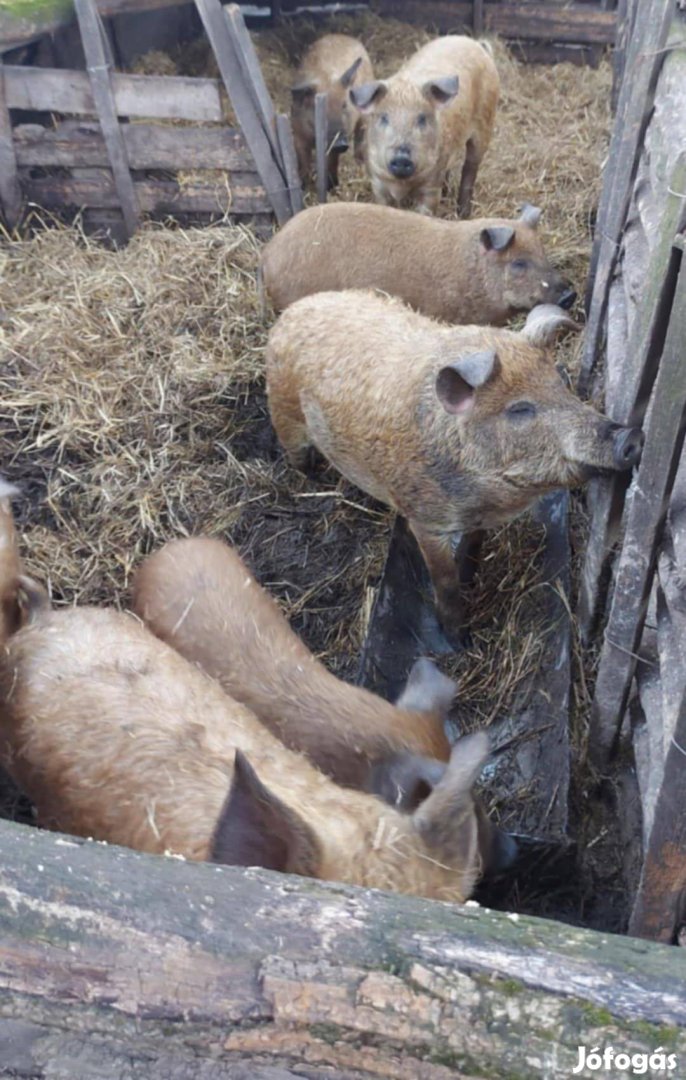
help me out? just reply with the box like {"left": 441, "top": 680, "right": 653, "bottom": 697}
{"left": 291, "top": 34, "right": 374, "bottom": 189}
{"left": 133, "top": 535, "right": 456, "bottom": 801}
{"left": 260, "top": 201, "right": 575, "bottom": 323}
{"left": 0, "top": 588, "right": 511, "bottom": 900}
{"left": 0, "top": 478, "right": 21, "bottom": 647}
{"left": 351, "top": 35, "right": 499, "bottom": 216}
{"left": 266, "top": 294, "right": 644, "bottom": 645}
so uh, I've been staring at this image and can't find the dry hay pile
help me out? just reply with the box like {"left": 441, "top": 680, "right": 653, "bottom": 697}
{"left": 2, "top": 14, "right": 612, "bottom": 750}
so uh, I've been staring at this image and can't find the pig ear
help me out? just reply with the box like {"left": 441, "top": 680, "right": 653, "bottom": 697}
{"left": 422, "top": 75, "right": 459, "bottom": 106}
{"left": 349, "top": 80, "right": 387, "bottom": 111}
{"left": 340, "top": 55, "right": 364, "bottom": 89}
{"left": 522, "top": 304, "right": 579, "bottom": 347}
{"left": 368, "top": 753, "right": 447, "bottom": 812}
{"left": 412, "top": 732, "right": 490, "bottom": 851}
{"left": 480, "top": 226, "right": 515, "bottom": 253}
{"left": 395, "top": 657, "right": 456, "bottom": 717}
{"left": 291, "top": 81, "right": 316, "bottom": 102}
{"left": 211, "top": 750, "right": 320, "bottom": 877}
{"left": 436, "top": 349, "right": 498, "bottom": 415}
{"left": 519, "top": 202, "right": 542, "bottom": 229}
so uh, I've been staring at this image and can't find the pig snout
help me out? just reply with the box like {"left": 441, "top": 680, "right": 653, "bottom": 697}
{"left": 611, "top": 425, "right": 644, "bottom": 470}
{"left": 489, "top": 828, "right": 519, "bottom": 874}
{"left": 330, "top": 132, "right": 349, "bottom": 154}
{"left": 389, "top": 146, "right": 415, "bottom": 179}
{"left": 556, "top": 286, "right": 577, "bottom": 310}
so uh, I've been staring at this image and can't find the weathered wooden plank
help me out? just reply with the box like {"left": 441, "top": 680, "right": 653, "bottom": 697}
{"left": 0, "top": 59, "right": 21, "bottom": 230}
{"left": 224, "top": 3, "right": 276, "bottom": 140}
{"left": 14, "top": 120, "right": 255, "bottom": 171}
{"left": 473, "top": 0, "right": 484, "bottom": 36}
{"left": 0, "top": 817, "right": 685, "bottom": 1080}
{"left": 590, "top": 257, "right": 686, "bottom": 761}
{"left": 629, "top": 683, "right": 686, "bottom": 943}
{"left": 314, "top": 91, "right": 328, "bottom": 205}
{"left": 194, "top": 0, "right": 291, "bottom": 225}
{"left": 578, "top": 156, "right": 686, "bottom": 641}
{"left": 74, "top": 0, "right": 138, "bottom": 238}
{"left": 23, "top": 173, "right": 270, "bottom": 216}
{"left": 4, "top": 65, "right": 223, "bottom": 123}
{"left": 374, "top": 1, "right": 617, "bottom": 45}
{"left": 275, "top": 112, "right": 304, "bottom": 216}
{"left": 579, "top": 0, "right": 675, "bottom": 393}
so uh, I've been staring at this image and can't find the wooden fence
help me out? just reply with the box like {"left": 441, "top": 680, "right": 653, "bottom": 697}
{"left": 577, "top": 0, "right": 686, "bottom": 943}
{"left": 0, "top": 0, "right": 303, "bottom": 240}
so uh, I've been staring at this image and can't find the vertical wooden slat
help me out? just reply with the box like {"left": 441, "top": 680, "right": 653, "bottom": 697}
{"left": 473, "top": 0, "right": 484, "bottom": 36}
{"left": 224, "top": 3, "right": 276, "bottom": 142}
{"left": 194, "top": 0, "right": 291, "bottom": 225}
{"left": 579, "top": 0, "right": 675, "bottom": 394}
{"left": 314, "top": 91, "right": 328, "bottom": 205}
{"left": 0, "top": 59, "right": 22, "bottom": 231}
{"left": 589, "top": 253, "right": 686, "bottom": 762}
{"left": 74, "top": 0, "right": 138, "bottom": 239}
{"left": 275, "top": 113, "right": 304, "bottom": 216}
{"left": 578, "top": 157, "right": 686, "bottom": 641}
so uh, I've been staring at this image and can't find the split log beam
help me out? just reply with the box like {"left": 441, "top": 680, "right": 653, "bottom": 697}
{"left": 22, "top": 173, "right": 269, "bottom": 216}
{"left": 590, "top": 253, "right": 686, "bottom": 762}
{"left": 578, "top": 156, "right": 686, "bottom": 641}
{"left": 4, "top": 64, "right": 224, "bottom": 122}
{"left": 275, "top": 113, "right": 304, "bottom": 215}
{"left": 373, "top": 2, "right": 617, "bottom": 46}
{"left": 0, "top": 59, "right": 21, "bottom": 231}
{"left": 314, "top": 91, "right": 328, "bottom": 205}
{"left": 0, "top": 817, "right": 685, "bottom": 1079}
{"left": 74, "top": 0, "right": 138, "bottom": 239}
{"left": 14, "top": 120, "right": 254, "bottom": 171}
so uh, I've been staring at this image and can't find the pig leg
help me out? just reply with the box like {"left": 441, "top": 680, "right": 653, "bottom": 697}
{"left": 327, "top": 151, "right": 340, "bottom": 192}
{"left": 457, "top": 138, "right": 480, "bottom": 219}
{"left": 295, "top": 136, "right": 313, "bottom": 188}
{"left": 416, "top": 185, "right": 441, "bottom": 216}
{"left": 411, "top": 523, "right": 473, "bottom": 649}
{"left": 269, "top": 395, "right": 315, "bottom": 473}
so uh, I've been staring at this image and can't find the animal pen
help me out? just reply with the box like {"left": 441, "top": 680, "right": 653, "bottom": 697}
{"left": 0, "top": 1, "right": 686, "bottom": 1077}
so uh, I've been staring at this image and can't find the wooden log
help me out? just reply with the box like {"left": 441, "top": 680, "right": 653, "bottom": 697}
{"left": 314, "top": 91, "right": 328, "bottom": 205}
{"left": 589, "top": 255, "right": 686, "bottom": 762}
{"left": 578, "top": 156, "right": 686, "bottom": 641}
{"left": 629, "top": 684, "right": 686, "bottom": 943}
{"left": 4, "top": 65, "right": 224, "bottom": 123}
{"left": 14, "top": 120, "right": 255, "bottom": 171}
{"left": 0, "top": 817, "right": 685, "bottom": 1079}
{"left": 0, "top": 59, "right": 21, "bottom": 230}
{"left": 22, "top": 172, "right": 270, "bottom": 216}
{"left": 578, "top": 0, "right": 675, "bottom": 394}
{"left": 194, "top": 0, "right": 291, "bottom": 226}
{"left": 74, "top": 0, "right": 138, "bottom": 238}
{"left": 275, "top": 112, "right": 304, "bottom": 216}
{"left": 373, "top": 2, "right": 617, "bottom": 46}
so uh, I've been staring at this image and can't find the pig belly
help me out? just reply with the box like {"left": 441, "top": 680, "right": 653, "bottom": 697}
{"left": 302, "top": 397, "right": 394, "bottom": 506}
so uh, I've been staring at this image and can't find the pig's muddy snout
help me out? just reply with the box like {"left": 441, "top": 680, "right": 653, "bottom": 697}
{"left": 331, "top": 133, "right": 349, "bottom": 154}
{"left": 612, "top": 425, "right": 644, "bottom": 470}
{"left": 389, "top": 147, "right": 415, "bottom": 178}
{"left": 557, "top": 286, "right": 577, "bottom": 310}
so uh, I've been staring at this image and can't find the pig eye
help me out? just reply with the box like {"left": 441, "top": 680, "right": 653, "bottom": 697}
{"left": 511, "top": 258, "right": 530, "bottom": 271}
{"left": 379, "top": 113, "right": 390, "bottom": 127}
{"left": 507, "top": 401, "right": 537, "bottom": 420}
{"left": 417, "top": 113, "right": 428, "bottom": 128}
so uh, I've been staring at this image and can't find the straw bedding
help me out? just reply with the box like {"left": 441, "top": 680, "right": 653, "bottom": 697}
{"left": 1, "top": 13, "right": 611, "bottom": 839}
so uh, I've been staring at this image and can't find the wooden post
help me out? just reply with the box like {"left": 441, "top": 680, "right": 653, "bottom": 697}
{"left": 0, "top": 59, "right": 22, "bottom": 231}
{"left": 314, "top": 91, "right": 328, "bottom": 204}
{"left": 629, "top": 680, "right": 686, "bottom": 943}
{"left": 578, "top": 156, "right": 686, "bottom": 641}
{"left": 579, "top": 0, "right": 675, "bottom": 394}
{"left": 590, "top": 254, "right": 686, "bottom": 762}
{"left": 194, "top": 0, "right": 292, "bottom": 225}
{"left": 0, "top": 817, "right": 685, "bottom": 1077}
{"left": 473, "top": 0, "right": 484, "bottom": 36}
{"left": 74, "top": 0, "right": 138, "bottom": 240}
{"left": 275, "top": 113, "right": 304, "bottom": 216}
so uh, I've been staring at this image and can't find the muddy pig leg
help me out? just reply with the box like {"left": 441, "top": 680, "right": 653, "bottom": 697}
{"left": 457, "top": 137, "right": 480, "bottom": 219}
{"left": 411, "top": 523, "right": 483, "bottom": 649}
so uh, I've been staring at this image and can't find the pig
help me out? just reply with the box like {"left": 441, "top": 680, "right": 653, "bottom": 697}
{"left": 291, "top": 34, "right": 374, "bottom": 189}
{"left": 350, "top": 35, "right": 499, "bottom": 216}
{"left": 133, "top": 535, "right": 455, "bottom": 798}
{"left": 260, "top": 201, "right": 576, "bottom": 323}
{"left": 0, "top": 592, "right": 511, "bottom": 901}
{"left": 0, "top": 477, "right": 22, "bottom": 647}
{"left": 266, "top": 293, "right": 644, "bottom": 645}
